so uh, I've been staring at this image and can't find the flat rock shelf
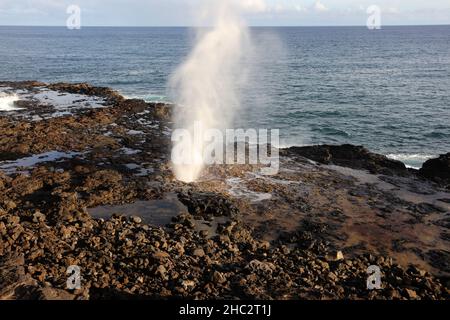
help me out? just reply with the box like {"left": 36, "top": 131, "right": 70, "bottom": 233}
{"left": 0, "top": 81, "right": 449, "bottom": 300}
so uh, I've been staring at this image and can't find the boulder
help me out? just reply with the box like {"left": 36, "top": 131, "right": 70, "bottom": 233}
{"left": 0, "top": 254, "right": 37, "bottom": 300}
{"left": 419, "top": 153, "right": 450, "bottom": 189}
{"left": 116, "top": 99, "right": 147, "bottom": 113}
{"left": 36, "top": 287, "right": 76, "bottom": 301}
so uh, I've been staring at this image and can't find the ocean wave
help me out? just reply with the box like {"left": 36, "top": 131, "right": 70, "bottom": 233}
{"left": 123, "top": 94, "right": 170, "bottom": 103}
{"left": 288, "top": 109, "right": 344, "bottom": 119}
{"left": 0, "top": 92, "right": 21, "bottom": 111}
{"left": 386, "top": 153, "right": 435, "bottom": 169}
{"left": 312, "top": 127, "right": 350, "bottom": 137}
{"left": 424, "top": 131, "right": 449, "bottom": 139}
{"left": 276, "top": 142, "right": 309, "bottom": 149}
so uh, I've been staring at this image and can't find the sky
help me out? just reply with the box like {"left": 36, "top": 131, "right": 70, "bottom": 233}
{"left": 0, "top": 0, "right": 449, "bottom": 27}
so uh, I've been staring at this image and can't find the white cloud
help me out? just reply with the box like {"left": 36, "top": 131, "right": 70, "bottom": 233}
{"left": 386, "top": 7, "right": 400, "bottom": 14}
{"left": 0, "top": 0, "right": 449, "bottom": 26}
{"left": 0, "top": 0, "right": 65, "bottom": 14}
{"left": 314, "top": 0, "right": 328, "bottom": 12}
{"left": 238, "top": 0, "right": 268, "bottom": 13}
{"left": 294, "top": 5, "right": 306, "bottom": 12}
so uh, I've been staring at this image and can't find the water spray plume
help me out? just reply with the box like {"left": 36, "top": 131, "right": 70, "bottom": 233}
{"left": 0, "top": 93, "right": 21, "bottom": 111}
{"left": 169, "top": 0, "right": 266, "bottom": 183}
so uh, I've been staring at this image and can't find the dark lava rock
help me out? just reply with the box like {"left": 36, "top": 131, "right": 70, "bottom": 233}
{"left": 420, "top": 153, "right": 450, "bottom": 189}
{"left": 0, "top": 81, "right": 46, "bottom": 89}
{"left": 0, "top": 254, "right": 37, "bottom": 299}
{"left": 282, "top": 144, "right": 407, "bottom": 175}
{"left": 410, "top": 203, "right": 447, "bottom": 215}
{"left": 0, "top": 152, "right": 28, "bottom": 162}
{"left": 35, "top": 287, "right": 76, "bottom": 301}
{"left": 178, "top": 191, "right": 239, "bottom": 218}
{"left": 117, "top": 99, "right": 148, "bottom": 113}
{"left": 425, "top": 250, "right": 450, "bottom": 274}
{"left": 47, "top": 82, "right": 123, "bottom": 103}
{"left": 1, "top": 82, "right": 449, "bottom": 301}
{"left": 150, "top": 102, "right": 173, "bottom": 121}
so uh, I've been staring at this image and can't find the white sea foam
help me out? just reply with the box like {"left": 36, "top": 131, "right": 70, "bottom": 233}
{"left": 32, "top": 90, "right": 106, "bottom": 110}
{"left": 127, "top": 130, "right": 145, "bottom": 135}
{"left": 1, "top": 88, "right": 108, "bottom": 119}
{"left": 386, "top": 153, "right": 435, "bottom": 169}
{"left": 120, "top": 147, "right": 142, "bottom": 155}
{"left": 123, "top": 93, "right": 168, "bottom": 103}
{"left": 0, "top": 92, "right": 21, "bottom": 111}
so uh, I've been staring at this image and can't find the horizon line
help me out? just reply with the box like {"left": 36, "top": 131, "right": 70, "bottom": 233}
{"left": 1, "top": 24, "right": 449, "bottom": 28}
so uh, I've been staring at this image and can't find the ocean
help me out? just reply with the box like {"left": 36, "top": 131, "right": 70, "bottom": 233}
{"left": 0, "top": 26, "right": 449, "bottom": 168}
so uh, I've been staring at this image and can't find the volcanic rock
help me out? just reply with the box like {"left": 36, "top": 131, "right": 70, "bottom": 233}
{"left": 420, "top": 153, "right": 450, "bottom": 189}
{"left": 283, "top": 144, "right": 407, "bottom": 175}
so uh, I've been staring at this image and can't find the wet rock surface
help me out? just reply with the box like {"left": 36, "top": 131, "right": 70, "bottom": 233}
{"left": 0, "top": 82, "right": 449, "bottom": 300}
{"left": 282, "top": 144, "right": 408, "bottom": 175}
{"left": 420, "top": 153, "right": 450, "bottom": 189}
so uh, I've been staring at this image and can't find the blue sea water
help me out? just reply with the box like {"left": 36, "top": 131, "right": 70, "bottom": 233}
{"left": 0, "top": 26, "right": 449, "bottom": 168}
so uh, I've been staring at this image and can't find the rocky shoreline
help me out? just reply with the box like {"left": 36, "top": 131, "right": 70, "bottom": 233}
{"left": 0, "top": 82, "right": 449, "bottom": 300}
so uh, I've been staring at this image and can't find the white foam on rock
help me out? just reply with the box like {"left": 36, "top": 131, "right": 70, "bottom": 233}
{"left": 127, "top": 130, "right": 145, "bottom": 135}
{"left": 386, "top": 153, "right": 435, "bottom": 169}
{"left": 120, "top": 147, "right": 141, "bottom": 155}
{"left": 226, "top": 177, "right": 272, "bottom": 203}
{"left": 32, "top": 90, "right": 106, "bottom": 110}
{"left": 0, "top": 87, "right": 109, "bottom": 119}
{"left": 0, "top": 92, "right": 22, "bottom": 111}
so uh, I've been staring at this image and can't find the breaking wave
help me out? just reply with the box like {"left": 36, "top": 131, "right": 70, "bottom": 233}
{"left": 386, "top": 153, "right": 435, "bottom": 169}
